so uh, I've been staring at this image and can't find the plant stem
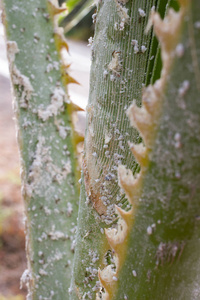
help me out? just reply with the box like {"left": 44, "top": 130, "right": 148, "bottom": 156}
{"left": 2, "top": 0, "right": 79, "bottom": 298}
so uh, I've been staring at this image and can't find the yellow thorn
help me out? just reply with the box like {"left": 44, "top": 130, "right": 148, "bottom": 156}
{"left": 64, "top": 63, "right": 71, "bottom": 69}
{"left": 54, "top": 28, "right": 69, "bottom": 52}
{"left": 178, "top": 0, "right": 190, "bottom": 6}
{"left": 63, "top": 72, "right": 80, "bottom": 85}
{"left": 61, "top": 65, "right": 80, "bottom": 86}
{"left": 48, "top": 0, "right": 67, "bottom": 16}
{"left": 69, "top": 102, "right": 84, "bottom": 112}
{"left": 73, "top": 132, "right": 84, "bottom": 145}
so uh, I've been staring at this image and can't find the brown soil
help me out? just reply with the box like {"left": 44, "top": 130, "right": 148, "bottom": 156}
{"left": 0, "top": 75, "right": 27, "bottom": 298}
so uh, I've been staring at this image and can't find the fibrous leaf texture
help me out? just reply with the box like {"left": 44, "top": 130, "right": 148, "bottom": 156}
{"left": 71, "top": 0, "right": 200, "bottom": 299}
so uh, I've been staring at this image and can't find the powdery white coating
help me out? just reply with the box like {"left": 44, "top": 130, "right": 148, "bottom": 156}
{"left": 83, "top": 250, "right": 100, "bottom": 294}
{"left": 88, "top": 37, "right": 94, "bottom": 47}
{"left": 46, "top": 61, "right": 59, "bottom": 73}
{"left": 119, "top": 20, "right": 126, "bottom": 31}
{"left": 54, "top": 119, "right": 71, "bottom": 140}
{"left": 119, "top": 140, "right": 125, "bottom": 151}
{"left": 174, "top": 132, "right": 181, "bottom": 141}
{"left": 58, "top": 125, "right": 67, "bottom": 139}
{"left": 48, "top": 230, "right": 66, "bottom": 240}
{"left": 44, "top": 206, "right": 51, "bottom": 215}
{"left": 194, "top": 21, "right": 200, "bottom": 29}
{"left": 108, "top": 51, "right": 122, "bottom": 76}
{"left": 110, "top": 74, "right": 115, "bottom": 81}
{"left": 131, "top": 40, "right": 139, "bottom": 54}
{"left": 62, "top": 160, "right": 72, "bottom": 176}
{"left": 39, "top": 269, "right": 48, "bottom": 276}
{"left": 114, "top": 0, "right": 130, "bottom": 31}
{"left": 105, "top": 132, "right": 112, "bottom": 144}
{"left": 103, "top": 70, "right": 109, "bottom": 78}
{"left": 174, "top": 132, "right": 182, "bottom": 149}
{"left": 92, "top": 13, "right": 97, "bottom": 24}
{"left": 20, "top": 269, "right": 32, "bottom": 289}
{"left": 138, "top": 8, "right": 146, "bottom": 17}
{"left": 141, "top": 45, "right": 147, "bottom": 53}
{"left": 175, "top": 43, "right": 185, "bottom": 57}
{"left": 67, "top": 202, "right": 73, "bottom": 216}
{"left": 25, "top": 136, "right": 71, "bottom": 198}
{"left": 178, "top": 80, "right": 190, "bottom": 97}
{"left": 147, "top": 226, "right": 153, "bottom": 235}
{"left": 132, "top": 270, "right": 137, "bottom": 277}
{"left": 38, "top": 86, "right": 67, "bottom": 121}
{"left": 7, "top": 41, "right": 34, "bottom": 109}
